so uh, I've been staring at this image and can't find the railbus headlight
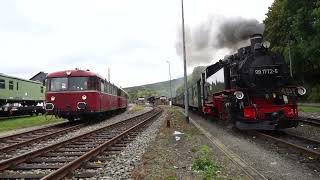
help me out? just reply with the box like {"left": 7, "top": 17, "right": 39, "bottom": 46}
{"left": 297, "top": 87, "right": 306, "bottom": 95}
{"left": 234, "top": 91, "right": 244, "bottom": 100}
{"left": 50, "top": 96, "right": 55, "bottom": 101}
{"left": 82, "top": 95, "right": 87, "bottom": 100}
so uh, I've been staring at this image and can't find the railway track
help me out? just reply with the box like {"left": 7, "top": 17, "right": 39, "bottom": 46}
{"left": 255, "top": 131, "right": 320, "bottom": 160}
{"left": 0, "top": 107, "right": 162, "bottom": 179}
{"left": 298, "top": 117, "right": 320, "bottom": 127}
{"left": 0, "top": 121, "right": 84, "bottom": 156}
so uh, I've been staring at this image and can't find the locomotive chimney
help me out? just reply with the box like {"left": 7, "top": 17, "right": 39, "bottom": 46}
{"left": 250, "top": 34, "right": 263, "bottom": 50}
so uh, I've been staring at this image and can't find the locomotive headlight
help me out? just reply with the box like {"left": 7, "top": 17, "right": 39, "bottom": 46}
{"left": 262, "top": 41, "right": 271, "bottom": 48}
{"left": 297, "top": 87, "right": 306, "bottom": 95}
{"left": 50, "top": 96, "right": 55, "bottom": 101}
{"left": 82, "top": 95, "right": 87, "bottom": 100}
{"left": 234, "top": 91, "right": 244, "bottom": 100}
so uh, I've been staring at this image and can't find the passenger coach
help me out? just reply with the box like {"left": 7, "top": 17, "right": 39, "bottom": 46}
{"left": 45, "top": 69, "right": 128, "bottom": 121}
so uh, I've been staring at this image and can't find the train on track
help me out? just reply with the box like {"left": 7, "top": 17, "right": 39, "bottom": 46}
{"left": 0, "top": 73, "right": 45, "bottom": 117}
{"left": 173, "top": 34, "right": 306, "bottom": 130}
{"left": 45, "top": 69, "right": 128, "bottom": 121}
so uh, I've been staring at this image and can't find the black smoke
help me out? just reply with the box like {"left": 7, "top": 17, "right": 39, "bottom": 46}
{"left": 215, "top": 17, "right": 264, "bottom": 49}
{"left": 176, "top": 16, "right": 264, "bottom": 67}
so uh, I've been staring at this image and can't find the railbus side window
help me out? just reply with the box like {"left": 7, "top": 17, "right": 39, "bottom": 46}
{"left": 9, "top": 81, "right": 14, "bottom": 90}
{"left": 100, "top": 80, "right": 105, "bottom": 92}
{"left": 0, "top": 79, "right": 5, "bottom": 89}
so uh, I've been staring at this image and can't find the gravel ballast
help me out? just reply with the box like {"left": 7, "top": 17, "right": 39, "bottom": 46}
{"left": 93, "top": 108, "right": 167, "bottom": 179}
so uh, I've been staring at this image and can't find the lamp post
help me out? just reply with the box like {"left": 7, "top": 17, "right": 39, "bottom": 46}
{"left": 181, "top": 0, "right": 189, "bottom": 122}
{"left": 166, "top": 61, "right": 173, "bottom": 106}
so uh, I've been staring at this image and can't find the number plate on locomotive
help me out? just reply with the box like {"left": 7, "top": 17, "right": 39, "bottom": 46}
{"left": 254, "top": 68, "right": 279, "bottom": 75}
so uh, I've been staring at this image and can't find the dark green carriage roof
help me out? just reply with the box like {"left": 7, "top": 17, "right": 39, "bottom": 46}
{"left": 0, "top": 73, "right": 42, "bottom": 85}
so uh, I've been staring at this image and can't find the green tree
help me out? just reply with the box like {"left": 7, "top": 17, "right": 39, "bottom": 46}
{"left": 264, "top": 0, "right": 320, "bottom": 77}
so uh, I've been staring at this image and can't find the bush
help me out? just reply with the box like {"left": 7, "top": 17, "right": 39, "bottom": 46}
{"left": 307, "top": 84, "right": 320, "bottom": 102}
{"left": 192, "top": 145, "right": 219, "bottom": 179}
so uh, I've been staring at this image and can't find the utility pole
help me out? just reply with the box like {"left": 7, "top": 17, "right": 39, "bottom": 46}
{"left": 166, "top": 61, "right": 173, "bottom": 107}
{"left": 108, "top": 67, "right": 111, "bottom": 81}
{"left": 181, "top": 0, "right": 189, "bottom": 122}
{"left": 288, "top": 41, "right": 293, "bottom": 77}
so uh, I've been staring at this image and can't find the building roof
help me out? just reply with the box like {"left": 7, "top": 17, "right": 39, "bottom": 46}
{"left": 0, "top": 73, "right": 42, "bottom": 84}
{"left": 29, "top": 71, "right": 48, "bottom": 80}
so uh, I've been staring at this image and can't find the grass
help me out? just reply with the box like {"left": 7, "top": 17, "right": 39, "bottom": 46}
{"left": 0, "top": 115, "right": 64, "bottom": 133}
{"left": 299, "top": 106, "right": 320, "bottom": 113}
{"left": 192, "top": 145, "right": 220, "bottom": 180}
{"left": 131, "top": 104, "right": 145, "bottom": 112}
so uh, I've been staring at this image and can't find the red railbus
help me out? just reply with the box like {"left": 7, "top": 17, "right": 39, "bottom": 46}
{"left": 45, "top": 69, "right": 128, "bottom": 121}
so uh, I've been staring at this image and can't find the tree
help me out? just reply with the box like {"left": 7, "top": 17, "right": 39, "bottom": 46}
{"left": 264, "top": 0, "right": 320, "bottom": 77}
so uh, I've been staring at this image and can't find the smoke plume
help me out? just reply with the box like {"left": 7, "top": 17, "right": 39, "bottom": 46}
{"left": 176, "top": 16, "right": 265, "bottom": 67}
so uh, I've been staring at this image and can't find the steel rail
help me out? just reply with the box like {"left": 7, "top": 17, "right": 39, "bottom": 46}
{"left": 0, "top": 123, "right": 84, "bottom": 153}
{"left": 0, "top": 121, "right": 70, "bottom": 140}
{"left": 41, "top": 108, "right": 162, "bottom": 180}
{"left": 298, "top": 117, "right": 320, "bottom": 127}
{"left": 255, "top": 132, "right": 320, "bottom": 159}
{"left": 0, "top": 108, "right": 159, "bottom": 175}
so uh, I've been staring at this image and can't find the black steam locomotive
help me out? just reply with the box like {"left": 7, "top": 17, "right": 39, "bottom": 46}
{"left": 173, "top": 34, "right": 306, "bottom": 130}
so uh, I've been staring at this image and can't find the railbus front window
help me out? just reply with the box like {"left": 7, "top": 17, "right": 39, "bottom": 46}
{"left": 48, "top": 77, "right": 98, "bottom": 91}
{"left": 69, "top": 77, "right": 89, "bottom": 91}
{"left": 50, "top": 78, "right": 68, "bottom": 91}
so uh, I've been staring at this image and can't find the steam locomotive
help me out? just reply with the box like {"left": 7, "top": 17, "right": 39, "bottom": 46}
{"left": 173, "top": 34, "right": 306, "bottom": 130}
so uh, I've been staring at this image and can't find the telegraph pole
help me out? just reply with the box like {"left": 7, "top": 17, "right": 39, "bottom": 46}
{"left": 166, "top": 61, "right": 173, "bottom": 107}
{"left": 288, "top": 41, "right": 293, "bottom": 77}
{"left": 181, "top": 0, "right": 189, "bottom": 122}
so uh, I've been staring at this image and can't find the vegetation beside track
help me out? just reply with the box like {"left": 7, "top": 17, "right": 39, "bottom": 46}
{"left": 132, "top": 107, "right": 248, "bottom": 179}
{"left": 299, "top": 105, "right": 320, "bottom": 113}
{"left": 0, "top": 115, "right": 64, "bottom": 133}
{"left": 130, "top": 104, "right": 145, "bottom": 113}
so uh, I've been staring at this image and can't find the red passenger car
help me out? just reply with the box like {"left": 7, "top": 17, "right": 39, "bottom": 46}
{"left": 45, "top": 69, "right": 128, "bottom": 121}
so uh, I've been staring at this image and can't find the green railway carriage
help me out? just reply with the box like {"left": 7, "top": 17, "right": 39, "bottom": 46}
{"left": 0, "top": 73, "right": 45, "bottom": 106}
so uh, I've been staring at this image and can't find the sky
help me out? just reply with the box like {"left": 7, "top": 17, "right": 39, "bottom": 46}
{"left": 0, "top": 0, "right": 274, "bottom": 88}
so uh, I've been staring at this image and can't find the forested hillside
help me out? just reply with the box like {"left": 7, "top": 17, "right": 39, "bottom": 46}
{"left": 124, "top": 78, "right": 183, "bottom": 102}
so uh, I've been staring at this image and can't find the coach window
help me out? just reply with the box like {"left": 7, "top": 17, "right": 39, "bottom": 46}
{"left": 100, "top": 80, "right": 105, "bottom": 92}
{"left": 41, "top": 86, "right": 44, "bottom": 93}
{"left": 9, "top": 81, "right": 14, "bottom": 90}
{"left": 0, "top": 79, "right": 5, "bottom": 89}
{"left": 16, "top": 82, "right": 19, "bottom": 90}
{"left": 86, "top": 77, "right": 95, "bottom": 90}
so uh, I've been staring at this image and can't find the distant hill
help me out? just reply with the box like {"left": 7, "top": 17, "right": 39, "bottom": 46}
{"left": 124, "top": 77, "right": 184, "bottom": 99}
{"left": 124, "top": 66, "right": 207, "bottom": 102}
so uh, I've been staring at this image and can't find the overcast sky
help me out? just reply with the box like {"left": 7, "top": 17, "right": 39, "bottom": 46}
{"left": 0, "top": 0, "right": 273, "bottom": 88}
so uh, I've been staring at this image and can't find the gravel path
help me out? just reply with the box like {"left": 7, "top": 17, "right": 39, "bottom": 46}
{"left": 92, "top": 108, "right": 167, "bottom": 179}
{"left": 188, "top": 111, "right": 320, "bottom": 180}
{"left": 0, "top": 107, "right": 153, "bottom": 161}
